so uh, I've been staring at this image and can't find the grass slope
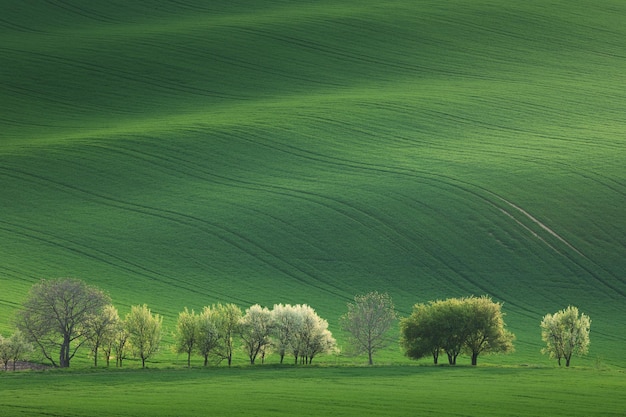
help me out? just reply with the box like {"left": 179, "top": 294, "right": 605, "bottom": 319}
{"left": 1, "top": 0, "right": 625, "bottom": 367}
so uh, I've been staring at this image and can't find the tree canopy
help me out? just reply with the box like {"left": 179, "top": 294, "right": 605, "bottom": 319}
{"left": 15, "top": 278, "right": 110, "bottom": 368}
{"left": 540, "top": 306, "right": 590, "bottom": 367}
{"left": 340, "top": 291, "right": 397, "bottom": 365}
{"left": 400, "top": 296, "right": 514, "bottom": 365}
{"left": 125, "top": 304, "right": 163, "bottom": 368}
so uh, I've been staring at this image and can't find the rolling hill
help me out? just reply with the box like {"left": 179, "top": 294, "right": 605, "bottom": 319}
{"left": 1, "top": 0, "right": 625, "bottom": 365}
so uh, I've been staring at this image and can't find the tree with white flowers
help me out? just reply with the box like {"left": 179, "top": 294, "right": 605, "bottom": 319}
{"left": 271, "top": 303, "right": 302, "bottom": 364}
{"left": 541, "top": 306, "right": 590, "bottom": 367}
{"left": 239, "top": 304, "right": 273, "bottom": 364}
{"left": 291, "top": 304, "right": 338, "bottom": 364}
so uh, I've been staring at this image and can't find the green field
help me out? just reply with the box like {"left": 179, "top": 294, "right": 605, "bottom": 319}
{"left": 1, "top": 0, "right": 625, "bottom": 414}
{"left": 1, "top": 366, "right": 625, "bottom": 417}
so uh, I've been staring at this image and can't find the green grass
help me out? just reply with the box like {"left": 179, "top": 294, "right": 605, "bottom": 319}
{"left": 1, "top": 0, "right": 625, "bottom": 373}
{"left": 1, "top": 366, "right": 625, "bottom": 417}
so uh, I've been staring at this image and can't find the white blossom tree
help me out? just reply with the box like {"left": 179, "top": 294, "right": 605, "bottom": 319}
{"left": 291, "top": 304, "right": 338, "bottom": 364}
{"left": 271, "top": 304, "right": 302, "bottom": 364}
{"left": 239, "top": 304, "right": 273, "bottom": 364}
{"left": 541, "top": 306, "right": 590, "bottom": 367}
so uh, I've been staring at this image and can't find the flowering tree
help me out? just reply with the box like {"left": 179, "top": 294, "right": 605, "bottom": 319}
{"left": 541, "top": 306, "right": 590, "bottom": 367}
{"left": 239, "top": 304, "right": 273, "bottom": 364}
{"left": 125, "top": 304, "right": 162, "bottom": 368}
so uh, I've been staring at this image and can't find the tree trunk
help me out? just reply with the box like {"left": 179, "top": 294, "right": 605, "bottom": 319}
{"left": 142, "top": 357, "right": 146, "bottom": 368}
{"left": 187, "top": 352, "right": 191, "bottom": 368}
{"left": 203, "top": 355, "right": 209, "bottom": 367}
{"left": 471, "top": 352, "right": 478, "bottom": 366}
{"left": 60, "top": 336, "right": 71, "bottom": 368}
{"left": 94, "top": 347, "right": 99, "bottom": 367}
{"left": 368, "top": 351, "right": 373, "bottom": 366}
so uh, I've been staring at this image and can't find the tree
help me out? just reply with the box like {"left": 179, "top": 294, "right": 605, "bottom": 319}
{"left": 196, "top": 305, "right": 220, "bottom": 366}
{"left": 0, "top": 331, "right": 33, "bottom": 371}
{"left": 85, "top": 304, "right": 119, "bottom": 367}
{"left": 125, "top": 304, "right": 162, "bottom": 368}
{"left": 434, "top": 298, "right": 467, "bottom": 365}
{"left": 113, "top": 319, "right": 129, "bottom": 368}
{"left": 97, "top": 306, "right": 121, "bottom": 367}
{"left": 400, "top": 302, "right": 444, "bottom": 364}
{"left": 15, "top": 278, "right": 110, "bottom": 368}
{"left": 174, "top": 308, "right": 198, "bottom": 367}
{"left": 401, "top": 296, "right": 514, "bottom": 365}
{"left": 291, "top": 304, "right": 337, "bottom": 364}
{"left": 213, "top": 303, "right": 242, "bottom": 367}
{"left": 462, "top": 296, "right": 515, "bottom": 365}
{"left": 270, "top": 303, "right": 301, "bottom": 364}
{"left": 0, "top": 335, "right": 9, "bottom": 370}
{"left": 239, "top": 304, "right": 273, "bottom": 365}
{"left": 541, "top": 306, "right": 590, "bottom": 367}
{"left": 340, "top": 291, "right": 396, "bottom": 365}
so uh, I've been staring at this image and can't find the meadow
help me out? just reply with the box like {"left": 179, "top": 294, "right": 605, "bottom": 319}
{"left": 1, "top": 366, "right": 626, "bottom": 417}
{"left": 1, "top": 0, "right": 625, "bottom": 414}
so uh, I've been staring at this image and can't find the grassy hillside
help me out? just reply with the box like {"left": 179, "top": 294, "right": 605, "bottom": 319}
{"left": 1, "top": 0, "right": 625, "bottom": 366}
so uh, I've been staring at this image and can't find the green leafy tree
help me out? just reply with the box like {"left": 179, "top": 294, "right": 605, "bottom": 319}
{"left": 0, "top": 331, "right": 33, "bottom": 371}
{"left": 401, "top": 296, "right": 514, "bottom": 365}
{"left": 541, "top": 306, "right": 590, "bottom": 367}
{"left": 436, "top": 298, "right": 468, "bottom": 365}
{"left": 174, "top": 307, "right": 198, "bottom": 367}
{"left": 15, "top": 278, "right": 110, "bottom": 368}
{"left": 125, "top": 304, "right": 162, "bottom": 368}
{"left": 239, "top": 304, "right": 273, "bottom": 365}
{"left": 400, "top": 302, "right": 444, "bottom": 364}
{"left": 213, "top": 303, "right": 242, "bottom": 367}
{"left": 113, "top": 319, "right": 129, "bottom": 368}
{"left": 97, "top": 306, "right": 121, "bottom": 367}
{"left": 462, "top": 296, "right": 515, "bottom": 365}
{"left": 340, "top": 291, "right": 397, "bottom": 365}
{"left": 196, "top": 305, "right": 220, "bottom": 366}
